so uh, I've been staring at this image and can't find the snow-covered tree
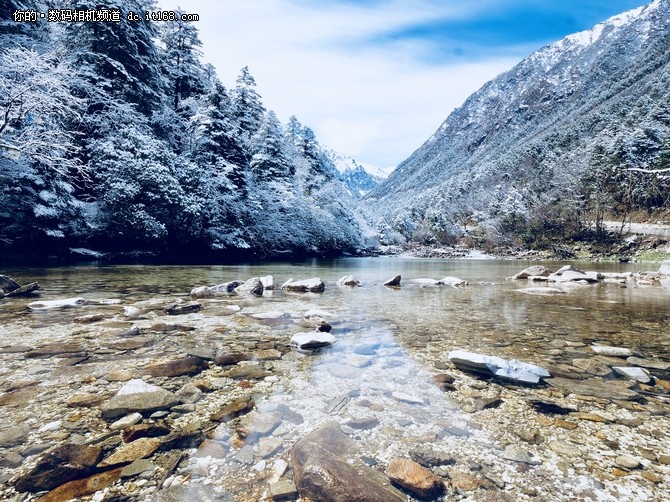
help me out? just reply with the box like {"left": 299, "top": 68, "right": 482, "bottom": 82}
{"left": 249, "top": 110, "right": 293, "bottom": 181}
{"left": 232, "top": 66, "right": 265, "bottom": 146}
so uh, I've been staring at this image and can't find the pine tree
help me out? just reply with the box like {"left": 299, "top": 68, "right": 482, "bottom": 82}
{"left": 249, "top": 111, "right": 293, "bottom": 181}
{"left": 232, "top": 66, "right": 265, "bottom": 146}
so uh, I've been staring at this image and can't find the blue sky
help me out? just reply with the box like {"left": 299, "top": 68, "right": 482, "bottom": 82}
{"left": 158, "top": 0, "right": 650, "bottom": 169}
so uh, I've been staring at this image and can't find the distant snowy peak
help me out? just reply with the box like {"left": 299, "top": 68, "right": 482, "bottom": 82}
{"left": 323, "top": 147, "right": 391, "bottom": 197}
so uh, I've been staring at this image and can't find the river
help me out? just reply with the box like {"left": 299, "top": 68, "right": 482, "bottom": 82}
{"left": 0, "top": 258, "right": 669, "bottom": 501}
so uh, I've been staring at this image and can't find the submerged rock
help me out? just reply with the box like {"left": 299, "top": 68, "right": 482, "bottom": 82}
{"left": 142, "top": 356, "right": 208, "bottom": 377}
{"left": 516, "top": 287, "right": 565, "bottom": 296}
{"left": 292, "top": 422, "right": 405, "bottom": 502}
{"left": 27, "top": 297, "right": 87, "bottom": 310}
{"left": 13, "top": 443, "right": 103, "bottom": 493}
{"left": 291, "top": 332, "right": 336, "bottom": 351}
{"left": 385, "top": 457, "right": 444, "bottom": 500}
{"left": 448, "top": 349, "right": 550, "bottom": 385}
{"left": 438, "top": 276, "right": 468, "bottom": 287}
{"left": 282, "top": 278, "right": 325, "bottom": 293}
{"left": 163, "top": 302, "right": 202, "bottom": 315}
{"left": 384, "top": 275, "right": 401, "bottom": 287}
{"left": 613, "top": 366, "right": 651, "bottom": 383}
{"left": 100, "top": 379, "right": 179, "bottom": 420}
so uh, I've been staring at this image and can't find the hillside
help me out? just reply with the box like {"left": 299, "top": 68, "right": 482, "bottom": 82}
{"left": 364, "top": 0, "right": 670, "bottom": 248}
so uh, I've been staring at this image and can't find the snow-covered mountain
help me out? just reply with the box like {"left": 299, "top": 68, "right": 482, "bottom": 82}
{"left": 324, "top": 149, "right": 389, "bottom": 197}
{"left": 364, "top": 0, "right": 670, "bottom": 244}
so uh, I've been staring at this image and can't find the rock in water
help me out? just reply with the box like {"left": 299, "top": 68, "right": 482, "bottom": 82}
{"left": 13, "top": 443, "right": 103, "bottom": 493}
{"left": 163, "top": 303, "right": 203, "bottom": 315}
{"left": 384, "top": 275, "right": 401, "bottom": 287}
{"left": 142, "top": 356, "right": 208, "bottom": 377}
{"left": 337, "top": 275, "right": 360, "bottom": 287}
{"left": 438, "top": 276, "right": 468, "bottom": 287}
{"left": 6, "top": 282, "right": 40, "bottom": 297}
{"left": 448, "top": 349, "right": 550, "bottom": 385}
{"left": 659, "top": 260, "right": 670, "bottom": 276}
{"left": 36, "top": 467, "right": 123, "bottom": 502}
{"left": 292, "top": 422, "right": 405, "bottom": 502}
{"left": 291, "top": 332, "right": 336, "bottom": 351}
{"left": 516, "top": 287, "right": 565, "bottom": 296}
{"left": 27, "top": 297, "right": 87, "bottom": 310}
{"left": 514, "top": 265, "right": 552, "bottom": 279}
{"left": 260, "top": 275, "right": 274, "bottom": 290}
{"left": 234, "top": 277, "right": 264, "bottom": 296}
{"left": 0, "top": 274, "right": 21, "bottom": 293}
{"left": 190, "top": 286, "right": 214, "bottom": 299}
{"left": 99, "top": 379, "right": 179, "bottom": 420}
{"left": 282, "top": 278, "right": 325, "bottom": 293}
{"left": 385, "top": 457, "right": 445, "bottom": 499}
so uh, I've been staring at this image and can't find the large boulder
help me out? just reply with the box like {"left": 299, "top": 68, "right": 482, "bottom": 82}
{"left": 281, "top": 278, "right": 325, "bottom": 293}
{"left": 514, "top": 265, "right": 552, "bottom": 280}
{"left": 234, "top": 277, "right": 264, "bottom": 296}
{"left": 292, "top": 423, "right": 405, "bottom": 502}
{"left": 448, "top": 349, "right": 550, "bottom": 385}
{"left": 336, "top": 275, "right": 360, "bottom": 287}
{"left": 99, "top": 379, "right": 179, "bottom": 420}
{"left": 384, "top": 275, "right": 401, "bottom": 287}
{"left": 260, "top": 275, "right": 274, "bottom": 290}
{"left": 659, "top": 260, "right": 670, "bottom": 276}
{"left": 13, "top": 443, "right": 102, "bottom": 493}
{"left": 0, "top": 274, "right": 21, "bottom": 293}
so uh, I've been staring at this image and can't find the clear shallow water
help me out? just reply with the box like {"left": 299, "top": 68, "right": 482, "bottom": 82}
{"left": 1, "top": 258, "right": 669, "bottom": 500}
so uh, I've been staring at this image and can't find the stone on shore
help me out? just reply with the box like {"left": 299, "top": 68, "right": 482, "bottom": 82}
{"left": 448, "top": 349, "right": 550, "bottom": 385}
{"left": 384, "top": 275, "right": 401, "bottom": 287}
{"left": 292, "top": 422, "right": 405, "bottom": 502}
{"left": 282, "top": 278, "right": 325, "bottom": 293}
{"left": 291, "top": 332, "right": 336, "bottom": 351}
{"left": 13, "top": 443, "right": 103, "bottom": 493}
{"left": 385, "top": 457, "right": 444, "bottom": 500}
{"left": 337, "top": 275, "right": 360, "bottom": 287}
{"left": 234, "top": 277, "right": 264, "bottom": 296}
{"left": 27, "top": 297, "right": 87, "bottom": 310}
{"left": 514, "top": 265, "right": 552, "bottom": 279}
{"left": 99, "top": 379, "right": 179, "bottom": 420}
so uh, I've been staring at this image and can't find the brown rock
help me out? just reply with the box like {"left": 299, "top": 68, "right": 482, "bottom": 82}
{"left": 25, "top": 343, "right": 85, "bottom": 359}
{"left": 67, "top": 394, "right": 107, "bottom": 408}
{"left": 142, "top": 356, "right": 208, "bottom": 377}
{"left": 194, "top": 439, "right": 227, "bottom": 459}
{"left": 224, "top": 365, "right": 270, "bottom": 380}
{"left": 121, "top": 423, "right": 171, "bottom": 443}
{"left": 211, "top": 398, "right": 254, "bottom": 423}
{"left": 74, "top": 313, "right": 105, "bottom": 323}
{"left": 385, "top": 457, "right": 444, "bottom": 500}
{"left": 37, "top": 467, "right": 123, "bottom": 502}
{"left": 572, "top": 358, "right": 612, "bottom": 377}
{"left": 14, "top": 443, "right": 103, "bottom": 493}
{"left": 213, "top": 352, "right": 250, "bottom": 366}
{"left": 292, "top": 422, "right": 405, "bottom": 502}
{"left": 555, "top": 419, "right": 578, "bottom": 430}
{"left": 450, "top": 469, "right": 480, "bottom": 491}
{"left": 97, "top": 437, "right": 160, "bottom": 468}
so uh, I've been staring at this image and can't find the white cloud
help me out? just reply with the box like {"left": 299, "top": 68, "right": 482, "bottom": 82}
{"left": 157, "top": 0, "right": 520, "bottom": 167}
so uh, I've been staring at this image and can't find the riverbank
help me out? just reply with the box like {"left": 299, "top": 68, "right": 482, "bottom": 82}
{"left": 1, "top": 261, "right": 669, "bottom": 501}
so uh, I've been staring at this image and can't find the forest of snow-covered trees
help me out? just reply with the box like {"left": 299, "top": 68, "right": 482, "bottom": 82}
{"left": 0, "top": 0, "right": 370, "bottom": 261}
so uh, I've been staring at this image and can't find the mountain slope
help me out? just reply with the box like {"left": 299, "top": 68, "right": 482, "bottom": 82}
{"left": 364, "top": 0, "right": 670, "bottom": 245}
